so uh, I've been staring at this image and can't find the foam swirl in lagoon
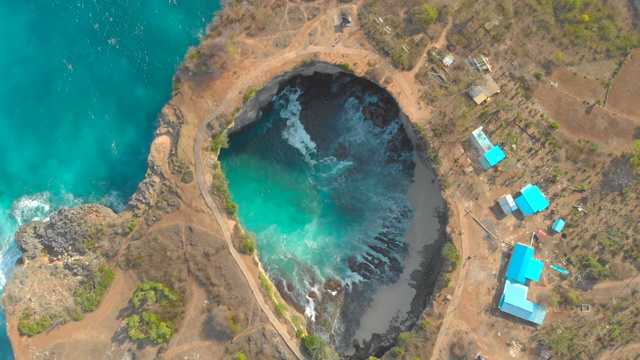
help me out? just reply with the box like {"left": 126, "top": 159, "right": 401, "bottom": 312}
{"left": 220, "top": 76, "right": 417, "bottom": 323}
{"left": 0, "top": 1, "right": 220, "bottom": 358}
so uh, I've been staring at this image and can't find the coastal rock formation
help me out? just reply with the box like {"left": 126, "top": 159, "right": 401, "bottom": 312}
{"left": 2, "top": 2, "right": 451, "bottom": 358}
{"left": 15, "top": 205, "right": 118, "bottom": 260}
{"left": 3, "top": 204, "right": 123, "bottom": 321}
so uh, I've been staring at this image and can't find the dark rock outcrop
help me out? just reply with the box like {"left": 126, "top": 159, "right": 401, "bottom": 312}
{"left": 15, "top": 204, "right": 117, "bottom": 259}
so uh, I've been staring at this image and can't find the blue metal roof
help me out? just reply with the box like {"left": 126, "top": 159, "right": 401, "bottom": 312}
{"left": 499, "top": 280, "right": 547, "bottom": 325}
{"left": 515, "top": 184, "right": 549, "bottom": 215}
{"left": 506, "top": 243, "right": 544, "bottom": 284}
{"left": 552, "top": 219, "right": 565, "bottom": 233}
{"left": 484, "top": 146, "right": 506, "bottom": 167}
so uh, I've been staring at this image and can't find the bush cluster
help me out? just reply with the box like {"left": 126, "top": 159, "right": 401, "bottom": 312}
{"left": 125, "top": 281, "right": 182, "bottom": 344}
{"left": 74, "top": 265, "right": 115, "bottom": 312}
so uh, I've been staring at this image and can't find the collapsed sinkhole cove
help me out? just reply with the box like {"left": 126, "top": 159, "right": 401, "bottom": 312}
{"left": 219, "top": 64, "right": 448, "bottom": 358}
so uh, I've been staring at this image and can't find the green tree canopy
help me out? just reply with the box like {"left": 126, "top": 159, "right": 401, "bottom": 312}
{"left": 411, "top": 4, "right": 439, "bottom": 30}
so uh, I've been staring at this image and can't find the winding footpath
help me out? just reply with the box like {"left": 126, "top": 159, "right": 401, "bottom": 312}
{"left": 192, "top": 35, "right": 411, "bottom": 360}
{"left": 192, "top": 11, "right": 455, "bottom": 359}
{"left": 193, "top": 62, "right": 305, "bottom": 359}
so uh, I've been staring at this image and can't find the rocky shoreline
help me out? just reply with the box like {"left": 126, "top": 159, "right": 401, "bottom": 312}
{"left": 1, "top": 1, "right": 454, "bottom": 357}
{"left": 229, "top": 69, "right": 450, "bottom": 359}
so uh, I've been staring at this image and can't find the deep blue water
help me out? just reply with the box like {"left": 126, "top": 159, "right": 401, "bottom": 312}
{"left": 0, "top": 1, "right": 220, "bottom": 358}
{"left": 220, "top": 79, "right": 417, "bottom": 321}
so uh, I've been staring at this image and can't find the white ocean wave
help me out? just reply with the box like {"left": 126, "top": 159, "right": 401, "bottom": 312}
{"left": 0, "top": 191, "right": 82, "bottom": 291}
{"left": 278, "top": 87, "right": 318, "bottom": 165}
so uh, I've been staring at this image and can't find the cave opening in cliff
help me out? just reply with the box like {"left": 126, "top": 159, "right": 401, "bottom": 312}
{"left": 219, "top": 66, "right": 447, "bottom": 357}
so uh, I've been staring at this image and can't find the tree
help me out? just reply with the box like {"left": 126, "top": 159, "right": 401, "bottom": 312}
{"left": 411, "top": 4, "right": 439, "bottom": 31}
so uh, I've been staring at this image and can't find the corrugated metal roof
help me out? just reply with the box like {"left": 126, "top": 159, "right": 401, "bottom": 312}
{"left": 552, "top": 219, "right": 565, "bottom": 232}
{"left": 498, "top": 194, "right": 517, "bottom": 214}
{"left": 484, "top": 146, "right": 506, "bottom": 166}
{"left": 515, "top": 184, "right": 549, "bottom": 215}
{"left": 506, "top": 243, "right": 544, "bottom": 284}
{"left": 499, "top": 280, "right": 547, "bottom": 325}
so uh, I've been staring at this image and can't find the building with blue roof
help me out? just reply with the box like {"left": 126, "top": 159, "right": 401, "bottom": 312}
{"left": 552, "top": 219, "right": 565, "bottom": 233}
{"left": 469, "top": 127, "right": 506, "bottom": 170}
{"left": 478, "top": 146, "right": 506, "bottom": 170}
{"left": 506, "top": 243, "right": 544, "bottom": 284}
{"left": 499, "top": 280, "right": 547, "bottom": 325}
{"left": 515, "top": 184, "right": 549, "bottom": 216}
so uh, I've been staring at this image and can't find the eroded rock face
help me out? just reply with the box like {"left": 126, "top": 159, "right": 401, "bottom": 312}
{"left": 3, "top": 204, "right": 122, "bottom": 321}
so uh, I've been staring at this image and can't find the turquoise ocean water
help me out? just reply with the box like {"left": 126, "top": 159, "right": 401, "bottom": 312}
{"left": 220, "top": 80, "right": 417, "bottom": 321}
{"left": 0, "top": 1, "right": 220, "bottom": 358}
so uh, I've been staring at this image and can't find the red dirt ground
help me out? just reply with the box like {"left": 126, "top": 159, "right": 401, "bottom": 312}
{"left": 607, "top": 49, "right": 640, "bottom": 121}
{"left": 550, "top": 67, "right": 607, "bottom": 103}
{"left": 533, "top": 80, "right": 639, "bottom": 152}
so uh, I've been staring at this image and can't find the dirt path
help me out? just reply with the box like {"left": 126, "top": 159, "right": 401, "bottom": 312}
{"left": 31, "top": 267, "right": 129, "bottom": 348}
{"left": 590, "top": 272, "right": 640, "bottom": 296}
{"left": 191, "top": 6, "right": 459, "bottom": 359}
{"left": 429, "top": 201, "right": 471, "bottom": 360}
{"left": 194, "top": 77, "right": 305, "bottom": 358}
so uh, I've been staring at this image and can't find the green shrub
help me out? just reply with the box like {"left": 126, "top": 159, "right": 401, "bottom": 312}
{"left": 74, "top": 265, "right": 115, "bottom": 312}
{"left": 419, "top": 319, "right": 431, "bottom": 330}
{"left": 341, "top": 63, "right": 352, "bottom": 71}
{"left": 126, "top": 281, "right": 181, "bottom": 344}
{"left": 442, "top": 274, "right": 452, "bottom": 288}
{"left": 128, "top": 219, "right": 137, "bottom": 233}
{"left": 126, "top": 312, "right": 174, "bottom": 344}
{"left": 292, "top": 314, "right": 303, "bottom": 330}
{"left": 398, "top": 331, "right": 413, "bottom": 346}
{"left": 303, "top": 335, "right": 328, "bottom": 360}
{"left": 186, "top": 46, "right": 201, "bottom": 61}
{"left": 211, "top": 162, "right": 237, "bottom": 215}
{"left": 578, "top": 255, "right": 610, "bottom": 279}
{"left": 210, "top": 131, "right": 229, "bottom": 155}
{"left": 226, "top": 311, "right": 242, "bottom": 335}
{"left": 243, "top": 88, "right": 258, "bottom": 103}
{"left": 568, "top": 292, "right": 581, "bottom": 307}
{"left": 550, "top": 293, "right": 559, "bottom": 307}
{"left": 239, "top": 232, "right": 257, "bottom": 255}
{"left": 410, "top": 4, "right": 438, "bottom": 30}
{"left": 275, "top": 303, "right": 287, "bottom": 316}
{"left": 131, "top": 281, "right": 180, "bottom": 308}
{"left": 549, "top": 121, "right": 560, "bottom": 129}
{"left": 18, "top": 308, "right": 52, "bottom": 336}
{"left": 259, "top": 271, "right": 276, "bottom": 304}
{"left": 393, "top": 346, "right": 404, "bottom": 357}
{"left": 535, "top": 71, "right": 544, "bottom": 80}
{"left": 442, "top": 243, "right": 460, "bottom": 271}
{"left": 65, "top": 307, "right": 84, "bottom": 321}
{"left": 236, "top": 351, "right": 247, "bottom": 360}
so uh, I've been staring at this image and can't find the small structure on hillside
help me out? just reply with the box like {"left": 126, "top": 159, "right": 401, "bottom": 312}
{"left": 506, "top": 243, "right": 544, "bottom": 285}
{"left": 341, "top": 15, "right": 352, "bottom": 27}
{"left": 515, "top": 184, "right": 549, "bottom": 216}
{"left": 442, "top": 54, "right": 455, "bottom": 67}
{"left": 551, "top": 219, "right": 565, "bottom": 233}
{"left": 468, "top": 74, "right": 500, "bottom": 105}
{"left": 497, "top": 194, "right": 518, "bottom": 215}
{"left": 499, "top": 243, "right": 547, "bottom": 325}
{"left": 469, "top": 126, "right": 506, "bottom": 170}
